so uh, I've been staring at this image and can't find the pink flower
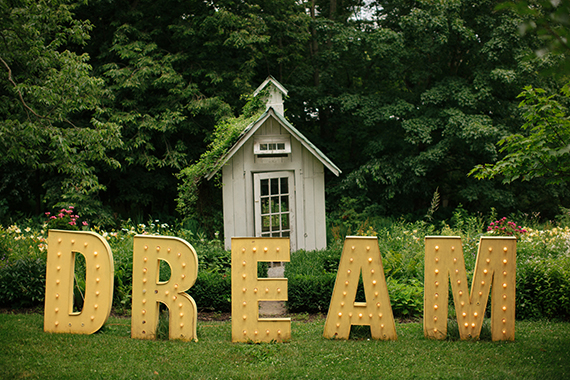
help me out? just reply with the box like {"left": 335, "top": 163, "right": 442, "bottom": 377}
{"left": 82, "top": 221, "right": 88, "bottom": 226}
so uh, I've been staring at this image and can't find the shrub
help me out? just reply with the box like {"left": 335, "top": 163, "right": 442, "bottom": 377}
{"left": 287, "top": 273, "right": 337, "bottom": 313}
{"left": 286, "top": 273, "right": 424, "bottom": 318}
{"left": 1, "top": 210, "right": 569, "bottom": 321}
{"left": 188, "top": 271, "right": 231, "bottom": 312}
{"left": 0, "top": 256, "right": 46, "bottom": 308}
{"left": 387, "top": 278, "right": 424, "bottom": 318}
{"left": 0, "top": 224, "right": 47, "bottom": 308}
{"left": 285, "top": 242, "right": 424, "bottom": 318}
{"left": 516, "top": 254, "right": 570, "bottom": 320}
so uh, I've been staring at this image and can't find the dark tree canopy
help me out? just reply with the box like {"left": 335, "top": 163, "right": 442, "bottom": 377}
{"left": 1, "top": 0, "right": 568, "bottom": 230}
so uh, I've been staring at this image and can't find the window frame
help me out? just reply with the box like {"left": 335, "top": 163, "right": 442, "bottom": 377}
{"left": 253, "top": 136, "right": 291, "bottom": 155}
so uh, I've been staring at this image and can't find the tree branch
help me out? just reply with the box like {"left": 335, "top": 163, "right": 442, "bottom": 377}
{"left": 0, "top": 56, "right": 48, "bottom": 120}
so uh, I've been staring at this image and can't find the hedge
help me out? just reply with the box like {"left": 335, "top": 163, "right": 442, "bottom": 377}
{"left": 286, "top": 273, "right": 424, "bottom": 318}
{"left": 1, "top": 246, "right": 569, "bottom": 321}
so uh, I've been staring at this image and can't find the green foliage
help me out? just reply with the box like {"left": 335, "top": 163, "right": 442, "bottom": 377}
{"left": 425, "top": 187, "right": 441, "bottom": 221}
{"left": 1, "top": 211, "right": 570, "bottom": 321}
{"left": 0, "top": 224, "right": 47, "bottom": 307}
{"left": 0, "top": 256, "right": 46, "bottom": 308}
{"left": 387, "top": 278, "right": 424, "bottom": 318}
{"left": 295, "top": 0, "right": 570, "bottom": 220}
{"left": 70, "top": 0, "right": 311, "bottom": 226}
{"left": 0, "top": 0, "right": 122, "bottom": 220}
{"left": 471, "top": 83, "right": 570, "bottom": 184}
{"left": 287, "top": 273, "right": 337, "bottom": 313}
{"left": 517, "top": 254, "right": 570, "bottom": 320}
{"left": 176, "top": 94, "right": 265, "bottom": 219}
{"left": 1, "top": 0, "right": 569, "bottom": 228}
{"left": 111, "top": 235, "right": 133, "bottom": 315}
{"left": 499, "top": 0, "right": 570, "bottom": 75}
{"left": 189, "top": 272, "right": 231, "bottom": 312}
{"left": 285, "top": 237, "right": 425, "bottom": 318}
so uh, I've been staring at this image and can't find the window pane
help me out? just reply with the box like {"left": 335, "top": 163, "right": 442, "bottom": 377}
{"left": 271, "top": 197, "right": 279, "bottom": 213}
{"left": 260, "top": 143, "right": 267, "bottom": 150}
{"left": 280, "top": 196, "right": 288, "bottom": 212}
{"left": 270, "top": 178, "right": 279, "bottom": 195}
{"left": 280, "top": 177, "right": 288, "bottom": 194}
{"left": 282, "top": 231, "right": 290, "bottom": 237}
{"left": 261, "top": 198, "right": 269, "bottom": 214}
{"left": 271, "top": 215, "right": 279, "bottom": 231}
{"left": 269, "top": 143, "right": 276, "bottom": 150}
{"left": 277, "top": 143, "right": 285, "bottom": 150}
{"left": 281, "top": 214, "right": 289, "bottom": 229}
{"left": 262, "top": 233, "right": 270, "bottom": 237}
{"left": 272, "top": 232, "right": 280, "bottom": 237}
{"left": 261, "top": 179, "right": 269, "bottom": 196}
{"left": 262, "top": 216, "right": 270, "bottom": 232}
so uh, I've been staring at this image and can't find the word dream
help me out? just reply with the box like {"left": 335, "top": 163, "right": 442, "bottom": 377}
{"left": 43, "top": 230, "right": 516, "bottom": 342}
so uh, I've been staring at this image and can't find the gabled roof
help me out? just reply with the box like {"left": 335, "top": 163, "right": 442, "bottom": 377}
{"left": 206, "top": 107, "right": 341, "bottom": 180}
{"left": 253, "top": 75, "right": 288, "bottom": 97}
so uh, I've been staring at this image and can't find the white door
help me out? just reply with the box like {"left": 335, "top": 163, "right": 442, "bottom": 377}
{"left": 253, "top": 171, "right": 295, "bottom": 250}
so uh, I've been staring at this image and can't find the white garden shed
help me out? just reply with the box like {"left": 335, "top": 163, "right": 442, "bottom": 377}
{"left": 207, "top": 77, "right": 341, "bottom": 251}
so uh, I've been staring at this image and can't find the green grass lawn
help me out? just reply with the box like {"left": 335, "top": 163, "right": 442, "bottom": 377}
{"left": 1, "top": 313, "right": 569, "bottom": 379}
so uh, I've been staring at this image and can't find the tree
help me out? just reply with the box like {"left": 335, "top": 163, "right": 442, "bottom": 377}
{"left": 501, "top": 0, "right": 570, "bottom": 75}
{"left": 470, "top": 0, "right": 570, "bottom": 189}
{"left": 287, "top": 0, "right": 564, "bottom": 219}
{"left": 74, "top": 0, "right": 312, "bottom": 226}
{"left": 470, "top": 83, "right": 570, "bottom": 184}
{"left": 0, "top": 0, "right": 121, "bottom": 221}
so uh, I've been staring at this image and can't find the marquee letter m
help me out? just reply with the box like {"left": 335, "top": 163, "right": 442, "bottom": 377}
{"left": 424, "top": 236, "right": 516, "bottom": 341}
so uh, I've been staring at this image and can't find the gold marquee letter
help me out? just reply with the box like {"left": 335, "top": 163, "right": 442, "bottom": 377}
{"left": 131, "top": 236, "right": 198, "bottom": 341}
{"left": 323, "top": 237, "right": 397, "bottom": 340}
{"left": 424, "top": 236, "right": 516, "bottom": 341}
{"left": 44, "top": 230, "right": 114, "bottom": 334}
{"left": 231, "top": 237, "right": 290, "bottom": 343}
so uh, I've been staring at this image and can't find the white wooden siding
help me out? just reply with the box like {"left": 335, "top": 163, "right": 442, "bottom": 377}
{"left": 221, "top": 116, "right": 328, "bottom": 251}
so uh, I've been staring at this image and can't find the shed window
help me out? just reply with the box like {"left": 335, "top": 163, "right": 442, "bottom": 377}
{"left": 254, "top": 137, "right": 291, "bottom": 155}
